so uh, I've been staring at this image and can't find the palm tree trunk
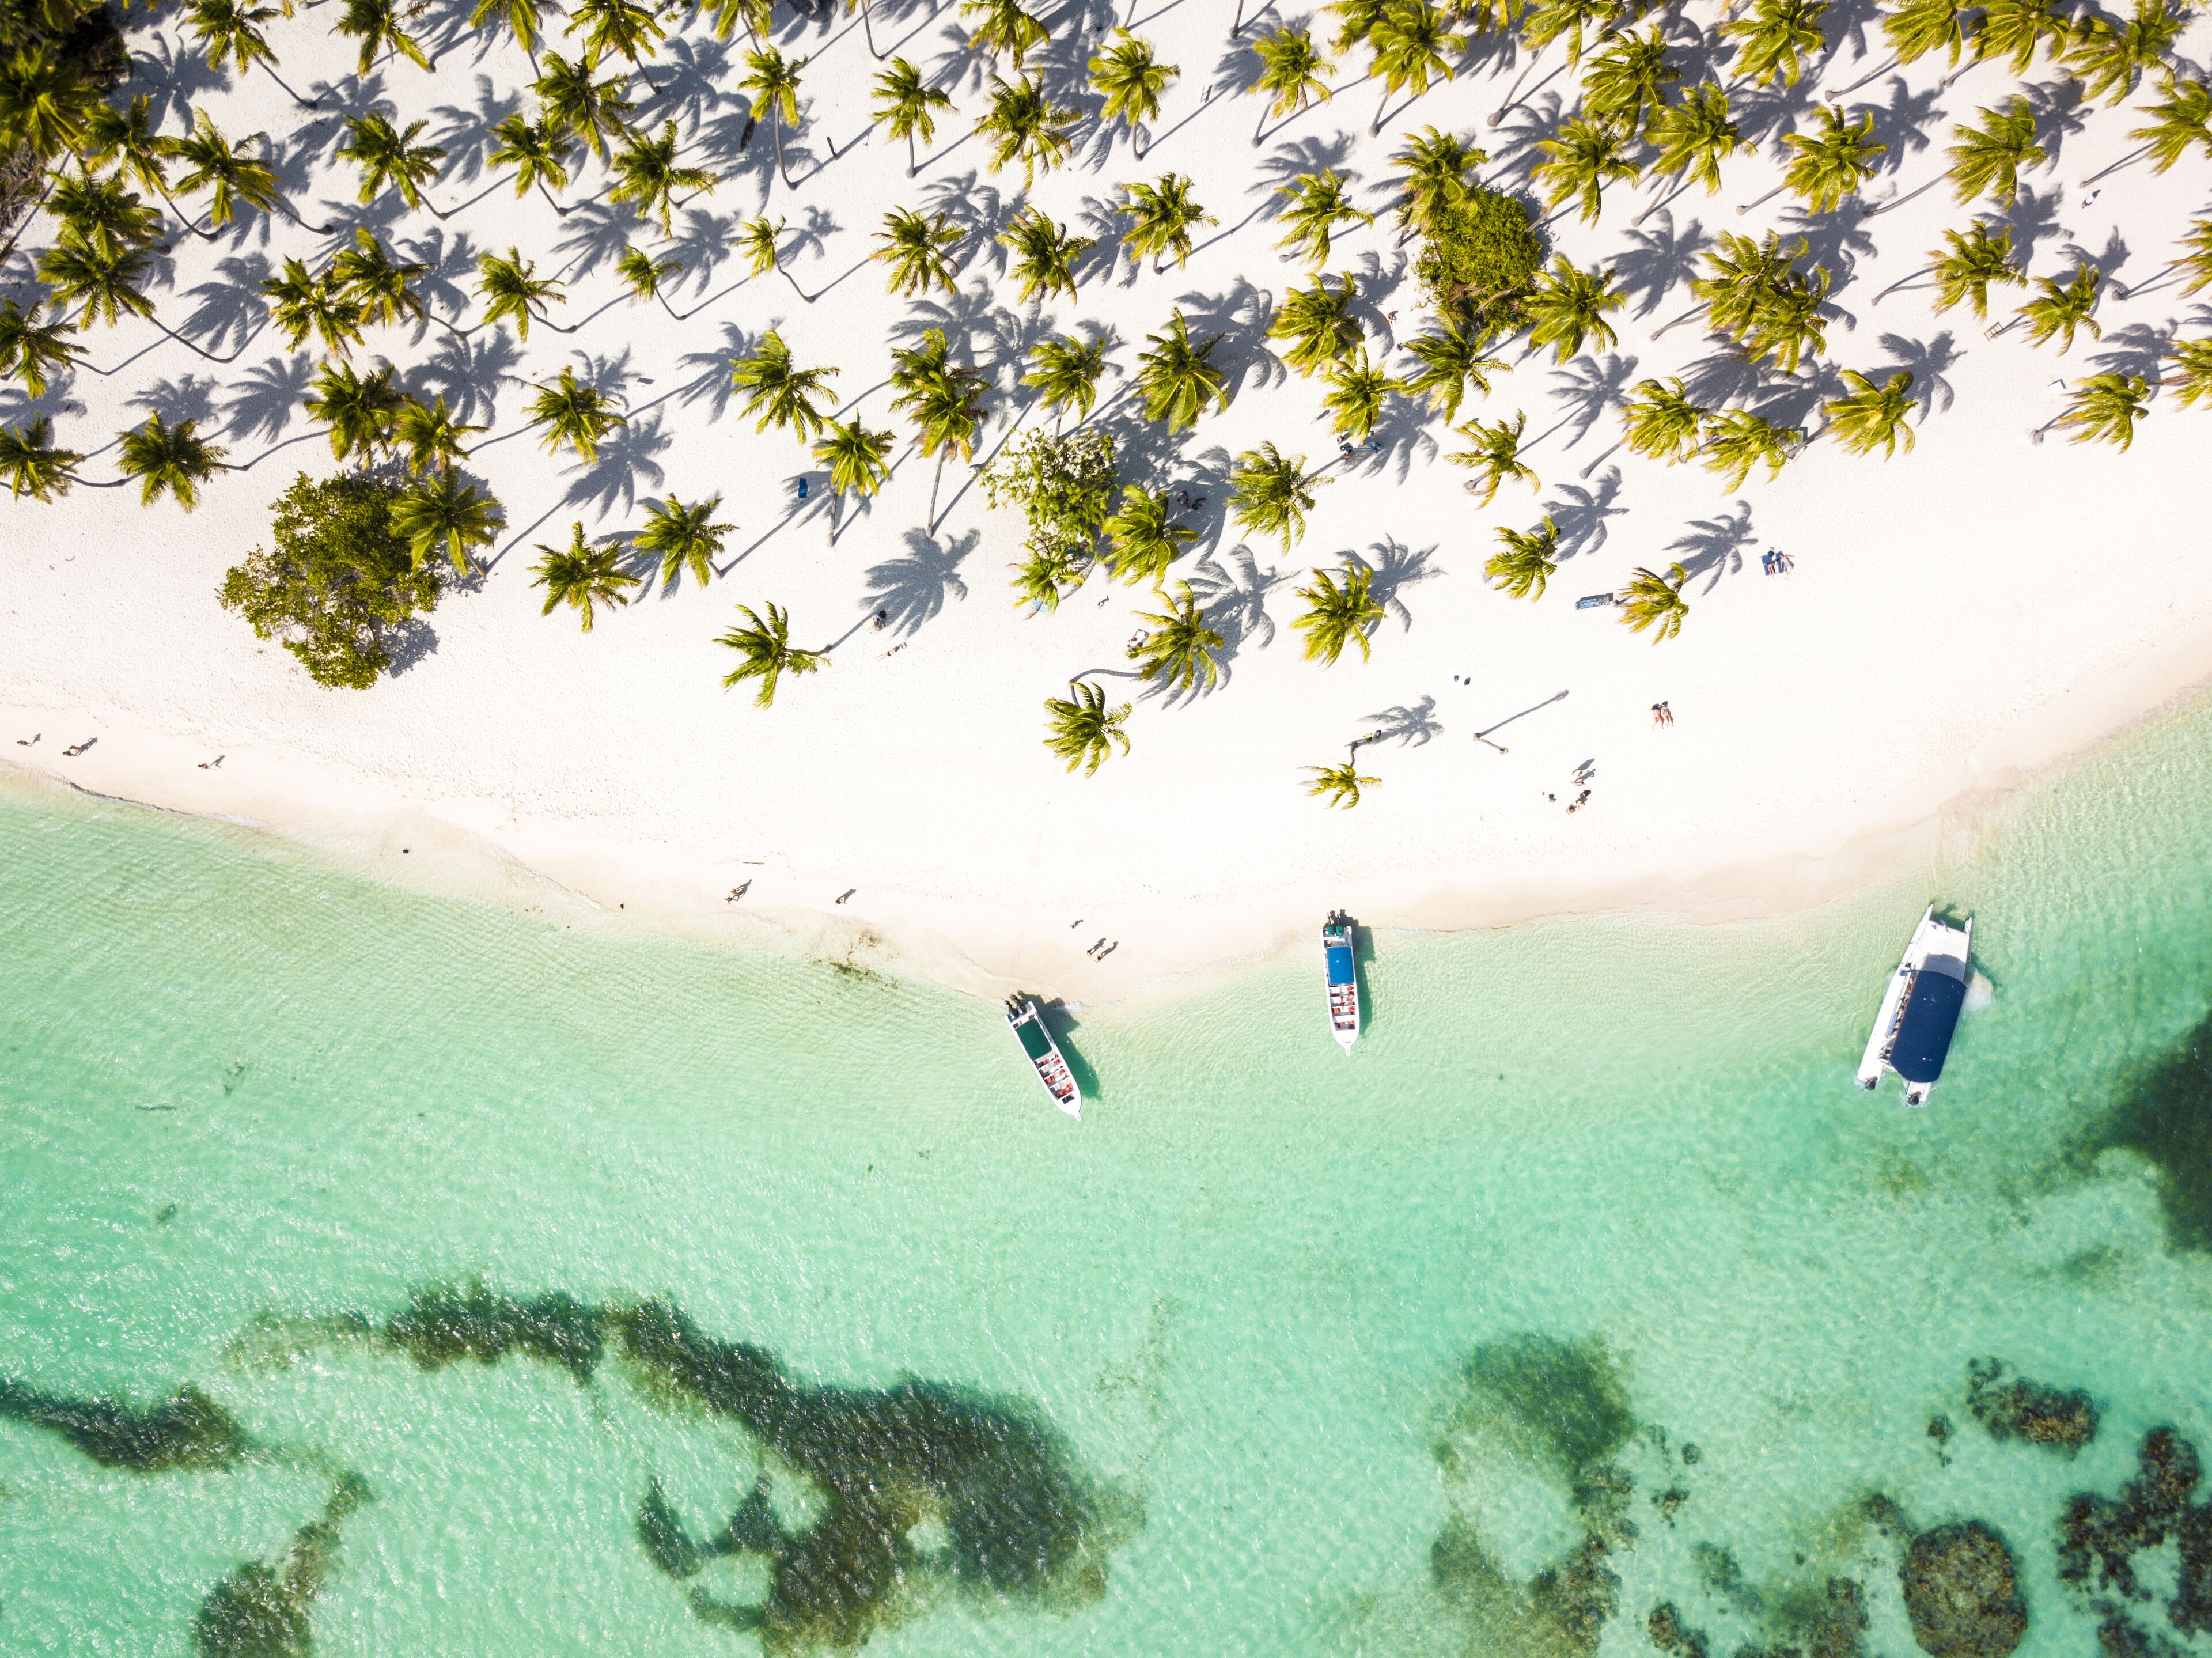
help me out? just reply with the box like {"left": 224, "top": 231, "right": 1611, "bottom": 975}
{"left": 1859, "top": 172, "right": 1946, "bottom": 218}
{"left": 1251, "top": 96, "right": 1272, "bottom": 147}
{"left": 1831, "top": 51, "right": 1899, "bottom": 93}
{"left": 145, "top": 311, "right": 256, "bottom": 364}
{"left": 774, "top": 113, "right": 796, "bottom": 191}
{"left": 535, "top": 176, "right": 574, "bottom": 216}
{"left": 927, "top": 449, "right": 945, "bottom": 530}
{"left": 1490, "top": 58, "right": 1564, "bottom": 126}
{"left": 0, "top": 168, "right": 56, "bottom": 269}
{"left": 1633, "top": 172, "right": 1695, "bottom": 226}
{"left": 1873, "top": 264, "right": 1933, "bottom": 302}
{"left": 1370, "top": 80, "right": 1392, "bottom": 137}
{"left": 1736, "top": 179, "right": 1789, "bottom": 215}
{"left": 777, "top": 261, "right": 815, "bottom": 303}
{"left": 1578, "top": 438, "right": 1624, "bottom": 478}
{"left": 1230, "top": 0, "right": 1247, "bottom": 32}
{"left": 906, "top": 128, "right": 919, "bottom": 176}
{"left": 859, "top": 0, "right": 886, "bottom": 56}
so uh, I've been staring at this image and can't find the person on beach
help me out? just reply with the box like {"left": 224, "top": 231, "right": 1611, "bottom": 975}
{"left": 1660, "top": 702, "right": 1674, "bottom": 726}
{"left": 1651, "top": 705, "right": 1663, "bottom": 727}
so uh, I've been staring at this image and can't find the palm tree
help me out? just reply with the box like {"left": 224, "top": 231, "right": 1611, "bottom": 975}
{"left": 1524, "top": 259, "right": 1623, "bottom": 361}
{"left": 1026, "top": 334, "right": 1112, "bottom": 426}
{"left": 1231, "top": 442, "right": 1330, "bottom": 550}
{"left": 738, "top": 215, "right": 811, "bottom": 301}
{"left": 973, "top": 75, "right": 1077, "bottom": 184}
{"left": 1582, "top": 27, "right": 1678, "bottom": 135}
{"left": 2058, "top": 373, "right": 2150, "bottom": 446}
{"left": 1976, "top": 0, "right": 2065, "bottom": 71}
{"left": 0, "top": 299, "right": 83, "bottom": 398}
{"left": 161, "top": 113, "right": 282, "bottom": 228}
{"left": 611, "top": 121, "right": 717, "bottom": 230}
{"left": 49, "top": 171, "right": 164, "bottom": 261}
{"left": 2126, "top": 75, "right": 2212, "bottom": 173}
{"left": 2165, "top": 337, "right": 2212, "bottom": 407}
{"left": 476, "top": 249, "right": 566, "bottom": 339}
{"left": 1486, "top": 517, "right": 1560, "bottom": 599}
{"left": 1274, "top": 168, "right": 1374, "bottom": 266}
{"left": 619, "top": 247, "right": 684, "bottom": 312}
{"left": 1305, "top": 760, "right": 1378, "bottom": 808}
{"left": 2018, "top": 264, "right": 2101, "bottom": 353}
{"left": 38, "top": 241, "right": 154, "bottom": 328}
{"left": 1294, "top": 563, "right": 1384, "bottom": 665}
{"left": 843, "top": 0, "right": 889, "bottom": 58}
{"left": 1134, "top": 312, "right": 1229, "bottom": 430}
{"left": 390, "top": 471, "right": 503, "bottom": 573}
{"left": 336, "top": 0, "right": 431, "bottom": 72}
{"left": 634, "top": 493, "right": 731, "bottom": 589}
{"left": 1400, "top": 316, "right": 1503, "bottom": 421}
{"left": 1042, "top": 680, "right": 1130, "bottom": 774}
{"left": 1883, "top": 0, "right": 1974, "bottom": 69}
{"left": 1117, "top": 174, "right": 1215, "bottom": 272}
{"left": 535, "top": 52, "right": 634, "bottom": 160}
{"left": 999, "top": 210, "right": 1093, "bottom": 306}
{"left": 1101, "top": 487, "right": 1196, "bottom": 585}
{"left": 812, "top": 418, "right": 895, "bottom": 537}
{"left": 0, "top": 42, "right": 103, "bottom": 162}
{"left": 531, "top": 524, "right": 638, "bottom": 632}
{"left": 1247, "top": 24, "right": 1335, "bottom": 146}
{"left": 332, "top": 229, "right": 431, "bottom": 328}
{"left": 1090, "top": 29, "right": 1177, "bottom": 154}
{"left": 1724, "top": 0, "right": 1829, "bottom": 88}
{"left": 1946, "top": 99, "right": 2044, "bottom": 203}
{"left": 338, "top": 113, "right": 447, "bottom": 213}
{"left": 1620, "top": 377, "right": 1707, "bottom": 463}
{"left": 1533, "top": 118, "right": 1641, "bottom": 224}
{"left": 1518, "top": 0, "right": 1617, "bottom": 67}
{"left": 1700, "top": 409, "right": 1800, "bottom": 487}
{"left": 262, "top": 259, "right": 366, "bottom": 358}
{"left": 1927, "top": 222, "right": 2024, "bottom": 316}
{"left": 1451, "top": 411, "right": 1535, "bottom": 502}
{"left": 1269, "top": 273, "right": 1362, "bottom": 375}
{"left": 470, "top": 0, "right": 547, "bottom": 56}
{"left": 872, "top": 56, "right": 952, "bottom": 176}
{"left": 185, "top": 0, "right": 319, "bottom": 107}
{"left": 869, "top": 207, "right": 964, "bottom": 299}
{"left": 1389, "top": 126, "right": 1484, "bottom": 244}
{"left": 732, "top": 330, "right": 838, "bottom": 441}
{"left": 2065, "top": 0, "right": 2184, "bottom": 107}
{"left": 1742, "top": 267, "right": 1831, "bottom": 374}
{"left": 305, "top": 361, "right": 402, "bottom": 462}
{"left": 2174, "top": 217, "right": 2212, "bottom": 296}
{"left": 1130, "top": 583, "right": 1223, "bottom": 691}
{"left": 528, "top": 366, "right": 625, "bottom": 461}
{"left": 1642, "top": 81, "right": 1747, "bottom": 209}
{"left": 889, "top": 328, "right": 989, "bottom": 524}
{"left": 964, "top": 0, "right": 1049, "bottom": 67}
{"left": 0, "top": 417, "right": 85, "bottom": 502}
{"left": 119, "top": 413, "right": 226, "bottom": 509}
{"left": 489, "top": 114, "right": 576, "bottom": 213}
{"left": 566, "top": 0, "right": 664, "bottom": 67}
{"left": 1619, "top": 563, "right": 1690, "bottom": 642}
{"left": 392, "top": 395, "right": 484, "bottom": 474}
{"left": 79, "top": 96, "right": 181, "bottom": 211}
{"left": 719, "top": 603, "right": 827, "bottom": 705}
{"left": 1783, "top": 104, "right": 1883, "bottom": 213}
{"left": 1011, "top": 544, "right": 1088, "bottom": 611}
{"left": 1367, "top": 1, "right": 1465, "bottom": 135}
{"left": 706, "top": 0, "right": 772, "bottom": 43}
{"left": 740, "top": 46, "right": 809, "bottom": 191}
{"left": 1823, "top": 369, "right": 1916, "bottom": 455}
{"left": 1322, "top": 350, "right": 1400, "bottom": 440}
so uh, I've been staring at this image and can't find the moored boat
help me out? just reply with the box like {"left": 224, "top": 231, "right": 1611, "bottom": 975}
{"left": 1857, "top": 907, "right": 1973, "bottom": 1106}
{"left": 1322, "top": 912, "right": 1359, "bottom": 1053}
{"left": 1006, "top": 996, "right": 1081, "bottom": 1119}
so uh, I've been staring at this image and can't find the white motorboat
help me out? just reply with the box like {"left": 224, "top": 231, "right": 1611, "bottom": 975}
{"left": 1857, "top": 907, "right": 1973, "bottom": 1107}
{"left": 1322, "top": 913, "right": 1359, "bottom": 1053}
{"left": 1006, "top": 997, "right": 1081, "bottom": 1119}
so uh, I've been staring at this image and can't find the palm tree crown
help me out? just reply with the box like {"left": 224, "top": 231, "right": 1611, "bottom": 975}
{"left": 1270, "top": 272, "right": 1362, "bottom": 376}
{"left": 874, "top": 207, "right": 964, "bottom": 296}
{"left": 1783, "top": 103, "right": 1883, "bottom": 214}
{"left": 1118, "top": 173, "right": 1215, "bottom": 272}
{"left": 1823, "top": 369, "right": 1917, "bottom": 456}
{"left": 1929, "top": 222, "right": 2024, "bottom": 316}
{"left": 1620, "top": 563, "right": 1690, "bottom": 642}
{"left": 1042, "top": 680, "right": 1130, "bottom": 774}
{"left": 1231, "top": 442, "right": 1330, "bottom": 550}
{"left": 527, "top": 366, "right": 626, "bottom": 461}
{"left": 119, "top": 412, "right": 226, "bottom": 510}
{"left": 1487, "top": 516, "right": 1560, "bottom": 599}
{"left": 338, "top": 113, "right": 448, "bottom": 210}
{"left": 1274, "top": 168, "right": 1374, "bottom": 267}
{"left": 973, "top": 75, "right": 1077, "bottom": 184}
{"left": 532, "top": 524, "right": 639, "bottom": 632}
{"left": 1533, "top": 118, "right": 1641, "bottom": 225}
{"left": 1130, "top": 583, "right": 1223, "bottom": 692}
{"left": 1090, "top": 29, "right": 1177, "bottom": 142}
{"left": 1306, "top": 760, "right": 1379, "bottom": 809}
{"left": 0, "top": 416, "right": 84, "bottom": 502}
{"left": 1621, "top": 377, "right": 1708, "bottom": 463}
{"left": 1452, "top": 411, "right": 1535, "bottom": 503}
{"left": 1724, "top": 0, "right": 1830, "bottom": 88}
{"left": 2058, "top": 373, "right": 2150, "bottom": 447}
{"left": 1946, "top": 98, "right": 2044, "bottom": 203}
{"left": 1026, "top": 334, "right": 1112, "bottom": 425}
{"left": 1293, "top": 563, "right": 1385, "bottom": 665}
{"left": 732, "top": 330, "right": 839, "bottom": 441}
{"left": 635, "top": 493, "right": 732, "bottom": 589}
{"left": 872, "top": 57, "right": 952, "bottom": 175}
{"left": 998, "top": 209, "right": 1093, "bottom": 306}
{"left": 1101, "top": 487, "right": 1196, "bottom": 586}
{"left": 1134, "top": 311, "right": 1229, "bottom": 430}
{"left": 476, "top": 248, "right": 565, "bottom": 339}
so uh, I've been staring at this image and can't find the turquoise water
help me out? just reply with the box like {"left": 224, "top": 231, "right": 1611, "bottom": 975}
{"left": 5, "top": 699, "right": 2212, "bottom": 1658}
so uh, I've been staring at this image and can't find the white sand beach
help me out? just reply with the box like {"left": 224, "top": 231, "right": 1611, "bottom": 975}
{"left": 5, "top": 0, "right": 2212, "bottom": 1001}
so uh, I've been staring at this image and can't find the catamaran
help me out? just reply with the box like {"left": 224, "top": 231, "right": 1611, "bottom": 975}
{"left": 1321, "top": 912, "right": 1360, "bottom": 1053}
{"left": 1005, "top": 996, "right": 1081, "bottom": 1119}
{"left": 1857, "top": 907, "right": 1973, "bottom": 1107}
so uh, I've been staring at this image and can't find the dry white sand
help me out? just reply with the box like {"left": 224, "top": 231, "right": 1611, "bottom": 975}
{"left": 5, "top": 0, "right": 2211, "bottom": 1000}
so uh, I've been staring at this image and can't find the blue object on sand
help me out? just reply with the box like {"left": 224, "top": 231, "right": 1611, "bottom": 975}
{"left": 1575, "top": 592, "right": 1616, "bottom": 610}
{"left": 796, "top": 478, "right": 808, "bottom": 501}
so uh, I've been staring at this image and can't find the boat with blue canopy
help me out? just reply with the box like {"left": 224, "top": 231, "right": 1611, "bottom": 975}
{"left": 1322, "top": 913, "right": 1359, "bottom": 1053}
{"left": 1857, "top": 907, "right": 1972, "bottom": 1106}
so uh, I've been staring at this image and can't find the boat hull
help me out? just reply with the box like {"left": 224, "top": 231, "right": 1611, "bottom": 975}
{"left": 1857, "top": 909, "right": 1972, "bottom": 1106}
{"left": 1322, "top": 915, "right": 1359, "bottom": 1053}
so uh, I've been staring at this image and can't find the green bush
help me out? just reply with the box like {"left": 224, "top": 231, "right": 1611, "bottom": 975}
{"left": 219, "top": 472, "right": 442, "bottom": 690}
{"left": 980, "top": 427, "right": 1119, "bottom": 562}
{"left": 1414, "top": 186, "right": 1547, "bottom": 339}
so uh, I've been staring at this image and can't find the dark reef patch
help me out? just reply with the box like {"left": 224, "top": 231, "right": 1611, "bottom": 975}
{"left": 1901, "top": 1521, "right": 2028, "bottom": 1658}
{"left": 1648, "top": 1601, "right": 1710, "bottom": 1656}
{"left": 381, "top": 1282, "right": 608, "bottom": 1383}
{"left": 0, "top": 1379, "right": 251, "bottom": 1471}
{"left": 1965, "top": 1359, "right": 2098, "bottom": 1453}
{"left": 2058, "top": 1427, "right": 2201, "bottom": 1597}
{"left": 2086, "top": 1005, "right": 2212, "bottom": 1251}
{"left": 1441, "top": 1333, "right": 1636, "bottom": 1485}
{"left": 192, "top": 1473, "right": 371, "bottom": 1658}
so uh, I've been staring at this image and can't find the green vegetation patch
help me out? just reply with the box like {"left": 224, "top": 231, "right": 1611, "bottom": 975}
{"left": 1414, "top": 186, "right": 1547, "bottom": 340}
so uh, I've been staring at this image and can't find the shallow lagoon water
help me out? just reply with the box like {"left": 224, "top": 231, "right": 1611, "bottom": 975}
{"left": 5, "top": 697, "right": 2212, "bottom": 1656}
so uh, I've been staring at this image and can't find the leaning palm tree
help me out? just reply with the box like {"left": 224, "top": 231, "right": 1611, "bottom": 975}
{"left": 566, "top": 0, "right": 664, "bottom": 68}
{"left": 634, "top": 493, "right": 732, "bottom": 589}
{"left": 390, "top": 470, "right": 503, "bottom": 573}
{"left": 534, "top": 52, "right": 634, "bottom": 161}
{"left": 873, "top": 207, "right": 964, "bottom": 297}
{"left": 740, "top": 46, "right": 809, "bottom": 191}
{"left": 1517, "top": 0, "right": 1615, "bottom": 66}
{"left": 476, "top": 249, "right": 566, "bottom": 339}
{"left": 617, "top": 245, "right": 683, "bottom": 312}
{"left": 531, "top": 524, "right": 638, "bottom": 632}
{"left": 889, "top": 329, "right": 990, "bottom": 525}
{"left": 2058, "top": 372, "right": 2150, "bottom": 446}
{"left": 610, "top": 120, "right": 717, "bottom": 231}
{"left": 1700, "top": 409, "right": 1800, "bottom": 488}
{"left": 2165, "top": 337, "right": 2212, "bottom": 407}
{"left": 721, "top": 602, "right": 827, "bottom": 703}
{"left": 335, "top": 0, "right": 430, "bottom": 73}
{"left": 1321, "top": 350, "right": 1401, "bottom": 441}
{"left": 391, "top": 395, "right": 484, "bottom": 475}
{"left": 338, "top": 113, "right": 447, "bottom": 212}
{"left": 161, "top": 112, "right": 282, "bottom": 228}
{"left": 79, "top": 96, "right": 182, "bottom": 214}
{"left": 0, "top": 299, "right": 82, "bottom": 398}
{"left": 1090, "top": 29, "right": 1177, "bottom": 155}
{"left": 1620, "top": 377, "right": 1707, "bottom": 463}
{"left": 1101, "top": 487, "right": 1196, "bottom": 585}
{"left": 732, "top": 330, "right": 838, "bottom": 441}
{"left": 1293, "top": 563, "right": 1385, "bottom": 665}
{"left": 2017, "top": 264, "right": 2102, "bottom": 353}
{"left": 1117, "top": 173, "right": 1215, "bottom": 272}
{"left": 963, "top": 0, "right": 1049, "bottom": 68}
{"left": 1741, "top": 266, "right": 1831, "bottom": 374}
{"left": 49, "top": 171, "right": 164, "bottom": 260}
{"left": 1581, "top": 26, "right": 1678, "bottom": 135}
{"left": 1268, "top": 272, "right": 1361, "bottom": 376}
{"left": 1487, "top": 517, "right": 1560, "bottom": 600}
{"left": 1976, "top": 0, "right": 2065, "bottom": 71}
{"left": 2130, "top": 75, "right": 2212, "bottom": 173}
{"left": 1782, "top": 104, "right": 1883, "bottom": 214}
{"left": 1366, "top": 1, "right": 1464, "bottom": 135}
{"left": 528, "top": 366, "right": 625, "bottom": 461}
{"left": 1641, "top": 81, "right": 1747, "bottom": 214}
{"left": 1305, "top": 760, "right": 1378, "bottom": 809}
{"left": 1274, "top": 168, "right": 1374, "bottom": 267}
{"left": 37, "top": 240, "right": 155, "bottom": 328}
{"left": 1231, "top": 442, "right": 1330, "bottom": 551}
{"left": 972, "top": 75, "right": 1077, "bottom": 184}
{"left": 998, "top": 209, "right": 1094, "bottom": 306}
{"left": 707, "top": 0, "right": 772, "bottom": 43}
{"left": 1823, "top": 369, "right": 1916, "bottom": 456}
{"left": 1011, "top": 544, "right": 1088, "bottom": 611}
{"left": 1533, "top": 118, "right": 1641, "bottom": 225}
{"left": 332, "top": 229, "right": 431, "bottom": 328}
{"left": 262, "top": 259, "right": 366, "bottom": 358}
{"left": 1451, "top": 411, "right": 1535, "bottom": 502}
{"left": 1724, "top": 0, "right": 1829, "bottom": 88}
{"left": 1524, "top": 259, "right": 1623, "bottom": 362}
{"left": 0, "top": 417, "right": 85, "bottom": 502}
{"left": 1619, "top": 563, "right": 1690, "bottom": 642}
{"left": 812, "top": 418, "right": 895, "bottom": 538}
{"left": 1130, "top": 583, "right": 1224, "bottom": 692}
{"left": 1389, "top": 126, "right": 1484, "bottom": 243}
{"left": 872, "top": 56, "right": 952, "bottom": 176}
{"left": 2173, "top": 217, "right": 2212, "bottom": 296}
{"left": 470, "top": 0, "right": 548, "bottom": 56}
{"left": 1946, "top": 98, "right": 2045, "bottom": 203}
{"left": 1928, "top": 222, "right": 2024, "bottom": 316}
{"left": 1247, "top": 23, "right": 1335, "bottom": 146}
{"left": 1026, "top": 334, "right": 1112, "bottom": 426}
{"left": 1042, "top": 680, "right": 1130, "bottom": 775}
{"left": 118, "top": 412, "right": 225, "bottom": 509}
{"left": 2065, "top": 0, "right": 2185, "bottom": 108}
{"left": 488, "top": 114, "right": 576, "bottom": 212}
{"left": 738, "top": 215, "right": 810, "bottom": 301}
{"left": 1134, "top": 311, "right": 1229, "bottom": 430}
{"left": 183, "top": 0, "right": 289, "bottom": 97}
{"left": 1400, "top": 316, "right": 1504, "bottom": 421}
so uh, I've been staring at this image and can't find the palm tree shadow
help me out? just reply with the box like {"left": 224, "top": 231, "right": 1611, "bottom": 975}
{"left": 430, "top": 75, "right": 522, "bottom": 184}
{"left": 562, "top": 412, "right": 672, "bottom": 518}
{"left": 1489, "top": 90, "right": 1567, "bottom": 182}
{"left": 128, "top": 374, "right": 219, "bottom": 424}
{"left": 2087, "top": 321, "right": 2176, "bottom": 383}
{"left": 1667, "top": 500, "right": 1758, "bottom": 592}
{"left": 670, "top": 207, "right": 745, "bottom": 287}
{"left": 1540, "top": 467, "right": 1628, "bottom": 559}
{"left": 407, "top": 328, "right": 519, "bottom": 426}
{"left": 1171, "top": 278, "right": 1282, "bottom": 397}
{"left": 224, "top": 353, "right": 314, "bottom": 441}
{"left": 1361, "top": 694, "right": 1443, "bottom": 747}
{"left": 179, "top": 255, "right": 273, "bottom": 351}
{"left": 923, "top": 171, "right": 1014, "bottom": 273}
{"left": 1774, "top": 204, "right": 1877, "bottom": 296}
{"left": 645, "top": 35, "right": 742, "bottom": 131}
{"left": 860, "top": 527, "right": 976, "bottom": 636}
{"left": 2021, "top": 75, "right": 2092, "bottom": 166}
{"left": 675, "top": 323, "right": 757, "bottom": 425}
{"left": 1873, "top": 330, "right": 1961, "bottom": 415}
{"left": 555, "top": 200, "right": 642, "bottom": 281}
{"left": 124, "top": 35, "right": 229, "bottom": 131}
{"left": 1612, "top": 211, "right": 1711, "bottom": 319}
{"left": 1184, "top": 543, "right": 1287, "bottom": 658}
{"left": 1347, "top": 536, "right": 1441, "bottom": 630}
{"left": 1543, "top": 351, "right": 1639, "bottom": 448}
{"left": 1338, "top": 400, "right": 1442, "bottom": 480}
{"left": 1862, "top": 77, "right": 1942, "bottom": 177}
{"left": 890, "top": 279, "right": 1024, "bottom": 368}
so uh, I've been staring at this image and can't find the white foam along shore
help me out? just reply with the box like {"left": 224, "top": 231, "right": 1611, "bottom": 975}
{"left": 5, "top": 1, "right": 2212, "bottom": 1004}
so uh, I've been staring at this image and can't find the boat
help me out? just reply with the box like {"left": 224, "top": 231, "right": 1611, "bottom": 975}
{"left": 1857, "top": 907, "right": 1973, "bottom": 1106}
{"left": 1322, "top": 912, "right": 1360, "bottom": 1053}
{"left": 1005, "top": 996, "right": 1081, "bottom": 1119}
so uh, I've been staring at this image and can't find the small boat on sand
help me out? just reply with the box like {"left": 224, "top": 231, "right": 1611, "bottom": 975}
{"left": 1006, "top": 996, "right": 1081, "bottom": 1119}
{"left": 1857, "top": 907, "right": 1973, "bottom": 1107}
{"left": 1322, "top": 912, "right": 1359, "bottom": 1053}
